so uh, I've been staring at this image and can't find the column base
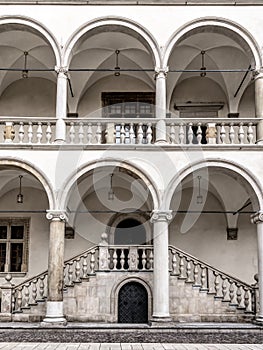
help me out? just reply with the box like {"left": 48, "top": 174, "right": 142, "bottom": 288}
{"left": 155, "top": 139, "right": 168, "bottom": 144}
{"left": 253, "top": 315, "right": 263, "bottom": 326}
{"left": 256, "top": 139, "right": 263, "bottom": 145}
{"left": 42, "top": 301, "right": 67, "bottom": 326}
{"left": 149, "top": 316, "right": 172, "bottom": 326}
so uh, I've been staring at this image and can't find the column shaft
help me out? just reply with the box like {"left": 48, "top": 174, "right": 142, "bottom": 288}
{"left": 55, "top": 69, "right": 67, "bottom": 142}
{"left": 151, "top": 211, "right": 172, "bottom": 321}
{"left": 155, "top": 69, "right": 168, "bottom": 143}
{"left": 255, "top": 73, "right": 263, "bottom": 144}
{"left": 257, "top": 221, "right": 263, "bottom": 321}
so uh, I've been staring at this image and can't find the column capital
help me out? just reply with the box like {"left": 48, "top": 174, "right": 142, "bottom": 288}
{"left": 151, "top": 210, "right": 173, "bottom": 223}
{"left": 46, "top": 210, "right": 68, "bottom": 222}
{"left": 55, "top": 66, "right": 68, "bottom": 75}
{"left": 251, "top": 211, "right": 263, "bottom": 224}
{"left": 253, "top": 69, "right": 263, "bottom": 80}
{"left": 155, "top": 66, "right": 169, "bottom": 79}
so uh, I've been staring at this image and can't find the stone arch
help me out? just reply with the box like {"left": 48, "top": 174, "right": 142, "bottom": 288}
{"left": 0, "top": 15, "right": 61, "bottom": 67}
{"left": 63, "top": 16, "right": 161, "bottom": 68}
{"left": 164, "top": 158, "right": 263, "bottom": 213}
{"left": 0, "top": 157, "right": 55, "bottom": 210}
{"left": 110, "top": 276, "right": 152, "bottom": 323}
{"left": 59, "top": 158, "right": 160, "bottom": 213}
{"left": 163, "top": 17, "right": 261, "bottom": 69}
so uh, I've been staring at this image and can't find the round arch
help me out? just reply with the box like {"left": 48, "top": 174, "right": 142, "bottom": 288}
{"left": 59, "top": 159, "right": 160, "bottom": 212}
{"left": 63, "top": 16, "right": 161, "bottom": 68}
{"left": 0, "top": 15, "right": 61, "bottom": 67}
{"left": 164, "top": 158, "right": 263, "bottom": 212}
{"left": 0, "top": 157, "right": 56, "bottom": 210}
{"left": 110, "top": 276, "right": 152, "bottom": 322}
{"left": 163, "top": 17, "right": 261, "bottom": 69}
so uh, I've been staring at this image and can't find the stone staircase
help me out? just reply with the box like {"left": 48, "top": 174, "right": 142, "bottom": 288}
{"left": 2, "top": 244, "right": 256, "bottom": 323}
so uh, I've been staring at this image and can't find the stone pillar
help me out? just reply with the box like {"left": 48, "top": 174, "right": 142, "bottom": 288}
{"left": 0, "top": 274, "right": 14, "bottom": 321}
{"left": 150, "top": 210, "right": 172, "bottom": 322}
{"left": 155, "top": 67, "right": 168, "bottom": 143}
{"left": 254, "top": 70, "right": 263, "bottom": 144}
{"left": 55, "top": 66, "right": 68, "bottom": 143}
{"left": 251, "top": 211, "right": 263, "bottom": 323}
{"left": 42, "top": 211, "right": 67, "bottom": 325}
{"left": 206, "top": 122, "right": 217, "bottom": 144}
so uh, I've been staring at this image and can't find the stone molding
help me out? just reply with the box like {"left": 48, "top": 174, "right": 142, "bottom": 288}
{"left": 251, "top": 211, "right": 263, "bottom": 224}
{"left": 46, "top": 210, "right": 68, "bottom": 222}
{"left": 150, "top": 210, "right": 172, "bottom": 223}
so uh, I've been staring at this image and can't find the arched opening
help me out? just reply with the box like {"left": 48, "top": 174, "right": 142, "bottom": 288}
{"left": 0, "top": 21, "right": 57, "bottom": 117}
{"left": 165, "top": 20, "right": 260, "bottom": 118}
{"left": 118, "top": 281, "right": 148, "bottom": 323}
{"left": 114, "top": 218, "right": 146, "bottom": 245}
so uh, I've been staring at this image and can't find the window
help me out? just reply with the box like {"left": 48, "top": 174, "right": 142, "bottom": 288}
{"left": 0, "top": 218, "right": 29, "bottom": 273}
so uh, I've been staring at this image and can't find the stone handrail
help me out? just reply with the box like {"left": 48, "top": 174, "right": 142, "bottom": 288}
{"left": 0, "top": 116, "right": 261, "bottom": 145}
{"left": 169, "top": 245, "right": 255, "bottom": 313}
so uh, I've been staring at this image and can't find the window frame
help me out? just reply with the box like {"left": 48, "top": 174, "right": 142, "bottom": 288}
{"left": 0, "top": 218, "right": 30, "bottom": 275}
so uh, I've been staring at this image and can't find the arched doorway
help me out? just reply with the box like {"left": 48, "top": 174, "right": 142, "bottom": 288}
{"left": 118, "top": 281, "right": 148, "bottom": 323}
{"left": 114, "top": 218, "right": 146, "bottom": 245}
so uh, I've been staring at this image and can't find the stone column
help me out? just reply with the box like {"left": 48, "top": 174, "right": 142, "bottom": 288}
{"left": 155, "top": 67, "right": 168, "bottom": 143}
{"left": 0, "top": 274, "right": 14, "bottom": 321}
{"left": 251, "top": 211, "right": 263, "bottom": 323}
{"left": 254, "top": 70, "right": 263, "bottom": 144}
{"left": 150, "top": 210, "right": 172, "bottom": 322}
{"left": 42, "top": 211, "right": 67, "bottom": 325}
{"left": 55, "top": 66, "right": 68, "bottom": 143}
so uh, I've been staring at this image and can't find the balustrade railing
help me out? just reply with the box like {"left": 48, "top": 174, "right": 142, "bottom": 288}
{"left": 169, "top": 245, "right": 255, "bottom": 313}
{"left": 0, "top": 117, "right": 260, "bottom": 146}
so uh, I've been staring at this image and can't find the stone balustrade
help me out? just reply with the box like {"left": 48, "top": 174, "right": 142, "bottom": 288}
{"left": 169, "top": 246, "right": 255, "bottom": 313}
{"left": 0, "top": 117, "right": 260, "bottom": 146}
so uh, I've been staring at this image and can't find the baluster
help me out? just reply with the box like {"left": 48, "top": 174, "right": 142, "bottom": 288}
{"left": 69, "top": 122, "right": 75, "bottom": 144}
{"left": 75, "top": 258, "right": 81, "bottom": 282}
{"left": 229, "top": 123, "right": 235, "bottom": 144}
{"left": 120, "top": 249, "right": 125, "bottom": 270}
{"left": 149, "top": 249, "right": 154, "bottom": 270}
{"left": 185, "top": 259, "right": 193, "bottom": 283}
{"left": 23, "top": 284, "right": 30, "bottom": 308}
{"left": 188, "top": 123, "right": 193, "bottom": 144}
{"left": 247, "top": 122, "right": 254, "bottom": 144}
{"left": 87, "top": 123, "right": 92, "bottom": 145}
{"left": 237, "top": 285, "right": 245, "bottom": 308}
{"left": 82, "top": 254, "right": 89, "bottom": 279}
{"left": 46, "top": 122, "right": 52, "bottom": 144}
{"left": 96, "top": 123, "right": 102, "bottom": 144}
{"left": 200, "top": 266, "right": 208, "bottom": 291}
{"left": 214, "top": 273, "right": 221, "bottom": 298}
{"left": 171, "top": 251, "right": 177, "bottom": 275}
{"left": 78, "top": 122, "right": 84, "bottom": 144}
{"left": 222, "top": 277, "right": 229, "bottom": 301}
{"left": 238, "top": 122, "right": 245, "bottom": 144}
{"left": 244, "top": 288, "right": 251, "bottom": 312}
{"left": 67, "top": 262, "right": 74, "bottom": 286}
{"left": 179, "top": 123, "right": 185, "bottom": 144}
{"left": 113, "top": 249, "right": 118, "bottom": 270}
{"left": 220, "top": 123, "right": 226, "bottom": 144}
{"left": 193, "top": 263, "right": 200, "bottom": 287}
{"left": 141, "top": 249, "right": 147, "bottom": 270}
{"left": 146, "top": 123, "right": 152, "bottom": 144}
{"left": 229, "top": 281, "right": 238, "bottom": 305}
{"left": 178, "top": 255, "right": 185, "bottom": 279}
{"left": 16, "top": 289, "right": 22, "bottom": 312}
{"left": 196, "top": 123, "right": 202, "bottom": 144}
{"left": 36, "top": 122, "right": 43, "bottom": 144}
{"left": 28, "top": 122, "right": 33, "bottom": 143}
{"left": 90, "top": 249, "right": 96, "bottom": 274}
{"left": 129, "top": 123, "right": 135, "bottom": 144}
{"left": 18, "top": 122, "right": 24, "bottom": 143}
{"left": 31, "top": 279, "right": 37, "bottom": 305}
{"left": 120, "top": 123, "right": 125, "bottom": 144}
{"left": 137, "top": 123, "right": 143, "bottom": 144}
{"left": 38, "top": 275, "right": 45, "bottom": 301}
{"left": 170, "top": 123, "right": 176, "bottom": 144}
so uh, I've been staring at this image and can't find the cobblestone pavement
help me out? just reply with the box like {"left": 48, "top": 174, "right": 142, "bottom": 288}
{"left": 0, "top": 344, "right": 263, "bottom": 349}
